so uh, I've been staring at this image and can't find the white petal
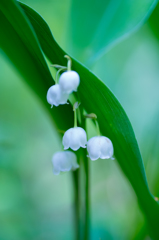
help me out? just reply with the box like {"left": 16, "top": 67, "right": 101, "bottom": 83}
{"left": 52, "top": 152, "right": 71, "bottom": 172}
{"left": 59, "top": 71, "right": 80, "bottom": 94}
{"left": 62, "top": 127, "right": 87, "bottom": 151}
{"left": 88, "top": 151, "right": 100, "bottom": 161}
{"left": 66, "top": 128, "right": 80, "bottom": 151}
{"left": 47, "top": 84, "right": 61, "bottom": 106}
{"left": 77, "top": 127, "right": 87, "bottom": 148}
{"left": 71, "top": 127, "right": 87, "bottom": 150}
{"left": 52, "top": 151, "right": 79, "bottom": 175}
{"left": 68, "top": 152, "right": 79, "bottom": 170}
{"left": 59, "top": 91, "right": 69, "bottom": 104}
{"left": 62, "top": 151, "right": 76, "bottom": 171}
{"left": 47, "top": 84, "right": 69, "bottom": 107}
{"left": 70, "top": 142, "right": 80, "bottom": 151}
{"left": 62, "top": 129, "right": 72, "bottom": 150}
{"left": 87, "top": 137, "right": 101, "bottom": 160}
{"left": 87, "top": 136, "right": 114, "bottom": 161}
{"left": 100, "top": 137, "right": 114, "bottom": 159}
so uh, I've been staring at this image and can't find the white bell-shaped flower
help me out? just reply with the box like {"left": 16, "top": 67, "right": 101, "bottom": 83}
{"left": 63, "top": 127, "right": 87, "bottom": 151}
{"left": 59, "top": 71, "right": 80, "bottom": 94}
{"left": 47, "top": 84, "right": 69, "bottom": 107}
{"left": 52, "top": 151, "right": 79, "bottom": 175}
{"left": 87, "top": 136, "right": 114, "bottom": 161}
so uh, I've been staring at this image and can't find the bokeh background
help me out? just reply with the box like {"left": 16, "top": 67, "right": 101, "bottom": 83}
{"left": 0, "top": 0, "right": 159, "bottom": 239}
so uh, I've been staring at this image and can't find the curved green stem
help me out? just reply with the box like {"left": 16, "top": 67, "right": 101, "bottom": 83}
{"left": 81, "top": 110, "right": 90, "bottom": 240}
{"left": 72, "top": 170, "right": 80, "bottom": 240}
{"left": 64, "top": 55, "right": 72, "bottom": 71}
{"left": 50, "top": 64, "right": 66, "bottom": 68}
{"left": 73, "top": 102, "right": 80, "bottom": 127}
{"left": 95, "top": 119, "right": 100, "bottom": 136}
{"left": 55, "top": 67, "right": 67, "bottom": 84}
{"left": 74, "top": 108, "right": 77, "bottom": 127}
{"left": 84, "top": 150, "right": 90, "bottom": 240}
{"left": 84, "top": 113, "right": 100, "bottom": 137}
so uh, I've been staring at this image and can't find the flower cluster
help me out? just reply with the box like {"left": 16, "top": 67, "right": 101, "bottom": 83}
{"left": 47, "top": 56, "right": 114, "bottom": 175}
{"left": 47, "top": 56, "right": 80, "bottom": 108}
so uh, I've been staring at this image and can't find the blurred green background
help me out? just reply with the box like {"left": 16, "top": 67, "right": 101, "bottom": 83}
{"left": 0, "top": 0, "right": 159, "bottom": 239}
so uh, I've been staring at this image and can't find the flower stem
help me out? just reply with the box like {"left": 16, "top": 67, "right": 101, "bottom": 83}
{"left": 64, "top": 55, "right": 72, "bottom": 71}
{"left": 72, "top": 170, "right": 80, "bottom": 240}
{"left": 95, "top": 119, "right": 100, "bottom": 136}
{"left": 81, "top": 112, "right": 90, "bottom": 240}
{"left": 73, "top": 102, "right": 80, "bottom": 128}
{"left": 50, "top": 64, "right": 66, "bottom": 68}
{"left": 84, "top": 151, "right": 90, "bottom": 240}
{"left": 84, "top": 113, "right": 100, "bottom": 136}
{"left": 74, "top": 108, "right": 77, "bottom": 127}
{"left": 55, "top": 67, "right": 67, "bottom": 84}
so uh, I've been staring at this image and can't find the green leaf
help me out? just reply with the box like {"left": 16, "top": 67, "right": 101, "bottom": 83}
{"left": 0, "top": 0, "right": 73, "bottom": 132}
{"left": 65, "top": 0, "right": 158, "bottom": 64}
{"left": 18, "top": 3, "right": 159, "bottom": 238}
{"left": 148, "top": 2, "right": 159, "bottom": 40}
{"left": 0, "top": 0, "right": 159, "bottom": 238}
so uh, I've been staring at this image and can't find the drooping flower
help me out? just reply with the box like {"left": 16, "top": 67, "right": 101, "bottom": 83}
{"left": 46, "top": 84, "right": 69, "bottom": 107}
{"left": 59, "top": 71, "right": 80, "bottom": 94}
{"left": 52, "top": 151, "right": 79, "bottom": 175}
{"left": 62, "top": 127, "right": 87, "bottom": 151}
{"left": 87, "top": 136, "right": 114, "bottom": 161}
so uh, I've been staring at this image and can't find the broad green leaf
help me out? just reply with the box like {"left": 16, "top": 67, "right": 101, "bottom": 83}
{"left": 16, "top": 2, "right": 159, "bottom": 238}
{"left": 0, "top": 0, "right": 73, "bottom": 132}
{"left": 65, "top": 0, "right": 158, "bottom": 64}
{"left": 148, "top": 2, "right": 159, "bottom": 40}
{"left": 0, "top": 0, "right": 159, "bottom": 238}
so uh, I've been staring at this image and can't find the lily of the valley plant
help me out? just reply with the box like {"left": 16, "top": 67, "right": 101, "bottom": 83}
{"left": 46, "top": 55, "right": 114, "bottom": 174}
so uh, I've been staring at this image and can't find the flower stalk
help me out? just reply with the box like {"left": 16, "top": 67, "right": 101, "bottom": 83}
{"left": 81, "top": 109, "right": 90, "bottom": 240}
{"left": 85, "top": 113, "right": 100, "bottom": 136}
{"left": 74, "top": 106, "right": 77, "bottom": 128}
{"left": 73, "top": 102, "right": 80, "bottom": 128}
{"left": 65, "top": 55, "right": 72, "bottom": 71}
{"left": 95, "top": 119, "right": 100, "bottom": 136}
{"left": 55, "top": 67, "right": 67, "bottom": 84}
{"left": 72, "top": 170, "right": 80, "bottom": 240}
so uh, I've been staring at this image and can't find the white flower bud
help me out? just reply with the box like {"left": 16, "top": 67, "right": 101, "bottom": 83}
{"left": 52, "top": 151, "right": 79, "bottom": 175}
{"left": 59, "top": 71, "right": 80, "bottom": 94}
{"left": 87, "top": 136, "right": 114, "bottom": 161}
{"left": 62, "top": 127, "right": 87, "bottom": 151}
{"left": 47, "top": 84, "right": 69, "bottom": 107}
